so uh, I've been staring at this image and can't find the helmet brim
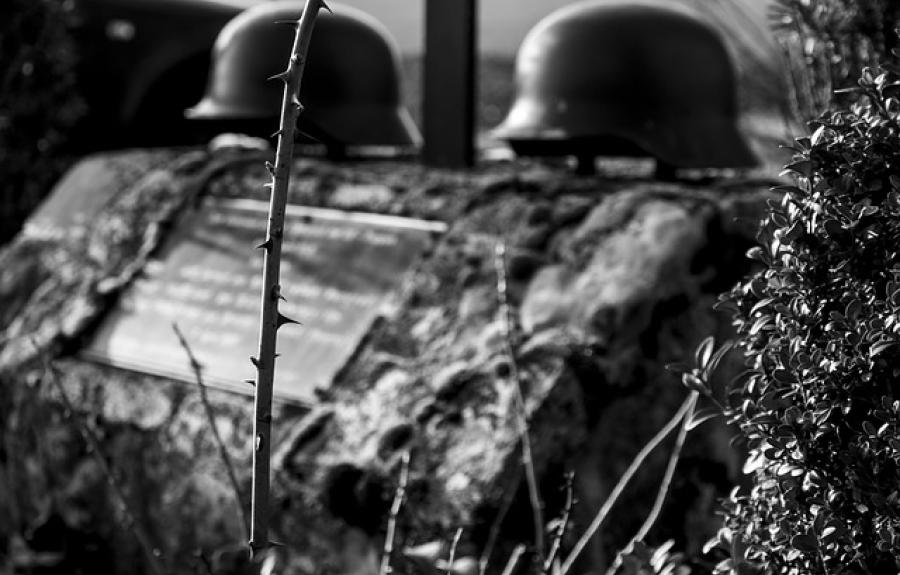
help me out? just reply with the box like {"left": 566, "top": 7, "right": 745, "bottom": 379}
{"left": 306, "top": 105, "right": 422, "bottom": 148}
{"left": 494, "top": 106, "right": 758, "bottom": 169}
{"left": 187, "top": 100, "right": 421, "bottom": 149}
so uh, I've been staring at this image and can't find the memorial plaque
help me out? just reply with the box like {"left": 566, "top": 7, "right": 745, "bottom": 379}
{"left": 83, "top": 197, "right": 446, "bottom": 403}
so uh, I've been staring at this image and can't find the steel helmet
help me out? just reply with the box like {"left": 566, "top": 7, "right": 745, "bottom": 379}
{"left": 493, "top": 0, "right": 757, "bottom": 171}
{"left": 186, "top": 0, "right": 420, "bottom": 152}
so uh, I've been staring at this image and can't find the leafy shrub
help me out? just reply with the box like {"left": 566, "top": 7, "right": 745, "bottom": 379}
{"left": 771, "top": 0, "right": 900, "bottom": 122}
{"left": 0, "top": 0, "right": 84, "bottom": 245}
{"left": 714, "top": 60, "right": 900, "bottom": 573}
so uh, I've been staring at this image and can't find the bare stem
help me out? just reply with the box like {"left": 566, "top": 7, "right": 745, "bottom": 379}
{"left": 605, "top": 393, "right": 697, "bottom": 575}
{"left": 446, "top": 527, "right": 464, "bottom": 575}
{"left": 543, "top": 471, "right": 575, "bottom": 575}
{"left": 633, "top": 394, "right": 695, "bottom": 543}
{"left": 494, "top": 241, "right": 545, "bottom": 562}
{"left": 39, "top": 357, "right": 166, "bottom": 575}
{"left": 558, "top": 395, "right": 696, "bottom": 575}
{"left": 380, "top": 451, "right": 411, "bottom": 575}
{"left": 173, "top": 323, "right": 250, "bottom": 539}
{"left": 250, "top": 0, "right": 326, "bottom": 558}
{"left": 500, "top": 544, "right": 527, "bottom": 575}
{"left": 478, "top": 472, "right": 522, "bottom": 575}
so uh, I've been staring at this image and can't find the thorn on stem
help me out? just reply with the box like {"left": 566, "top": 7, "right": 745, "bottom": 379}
{"left": 297, "top": 128, "right": 321, "bottom": 143}
{"left": 277, "top": 312, "right": 301, "bottom": 329}
{"left": 267, "top": 70, "right": 291, "bottom": 83}
{"left": 250, "top": 356, "right": 260, "bottom": 368}
{"left": 320, "top": 0, "right": 333, "bottom": 13}
{"left": 244, "top": 379, "right": 256, "bottom": 387}
{"left": 271, "top": 129, "right": 284, "bottom": 139}
{"left": 256, "top": 238, "right": 273, "bottom": 251}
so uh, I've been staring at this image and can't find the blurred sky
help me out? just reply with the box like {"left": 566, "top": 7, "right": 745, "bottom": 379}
{"left": 338, "top": 0, "right": 775, "bottom": 57}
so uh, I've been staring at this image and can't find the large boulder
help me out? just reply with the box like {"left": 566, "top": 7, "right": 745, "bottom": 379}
{"left": 0, "top": 150, "right": 771, "bottom": 574}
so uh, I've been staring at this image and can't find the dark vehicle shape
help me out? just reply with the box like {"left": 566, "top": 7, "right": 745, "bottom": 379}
{"left": 69, "top": 0, "right": 261, "bottom": 150}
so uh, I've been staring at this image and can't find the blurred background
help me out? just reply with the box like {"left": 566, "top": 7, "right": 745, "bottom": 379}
{"left": 2, "top": 0, "right": 896, "bottom": 244}
{"left": 345, "top": 0, "right": 782, "bottom": 130}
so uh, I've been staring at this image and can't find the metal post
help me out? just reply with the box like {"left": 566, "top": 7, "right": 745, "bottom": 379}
{"left": 423, "top": 0, "right": 477, "bottom": 168}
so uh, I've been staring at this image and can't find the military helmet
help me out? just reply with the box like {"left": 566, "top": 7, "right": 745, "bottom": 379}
{"left": 493, "top": 0, "right": 756, "bottom": 170}
{"left": 187, "top": 0, "right": 420, "bottom": 151}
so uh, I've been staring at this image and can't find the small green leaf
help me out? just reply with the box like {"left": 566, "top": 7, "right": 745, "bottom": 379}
{"left": 695, "top": 336, "right": 715, "bottom": 370}
{"left": 705, "top": 341, "right": 734, "bottom": 377}
{"left": 750, "top": 297, "right": 775, "bottom": 315}
{"left": 870, "top": 340, "right": 896, "bottom": 358}
{"left": 859, "top": 205, "right": 879, "bottom": 218}
{"left": 781, "top": 160, "right": 813, "bottom": 178}
{"left": 845, "top": 299, "right": 863, "bottom": 320}
{"left": 746, "top": 246, "right": 767, "bottom": 262}
{"left": 748, "top": 315, "right": 773, "bottom": 336}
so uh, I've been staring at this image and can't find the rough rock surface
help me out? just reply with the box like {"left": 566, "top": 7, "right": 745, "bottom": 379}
{"left": 0, "top": 149, "right": 773, "bottom": 574}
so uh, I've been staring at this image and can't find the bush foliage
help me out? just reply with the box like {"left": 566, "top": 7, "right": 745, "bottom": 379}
{"left": 715, "top": 60, "right": 900, "bottom": 573}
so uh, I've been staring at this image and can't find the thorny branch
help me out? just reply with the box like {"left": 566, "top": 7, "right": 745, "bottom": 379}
{"left": 250, "top": 0, "right": 327, "bottom": 558}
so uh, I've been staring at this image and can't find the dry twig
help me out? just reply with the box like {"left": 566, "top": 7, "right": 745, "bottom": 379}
{"left": 379, "top": 451, "right": 411, "bottom": 575}
{"left": 173, "top": 322, "right": 251, "bottom": 539}
{"left": 478, "top": 472, "right": 522, "bottom": 575}
{"left": 446, "top": 527, "right": 464, "bottom": 575}
{"left": 38, "top": 355, "right": 166, "bottom": 575}
{"left": 500, "top": 544, "right": 527, "bottom": 575}
{"left": 494, "top": 241, "right": 545, "bottom": 562}
{"left": 633, "top": 394, "right": 695, "bottom": 543}
{"left": 558, "top": 395, "right": 695, "bottom": 575}
{"left": 604, "top": 393, "right": 697, "bottom": 575}
{"left": 543, "top": 472, "right": 575, "bottom": 575}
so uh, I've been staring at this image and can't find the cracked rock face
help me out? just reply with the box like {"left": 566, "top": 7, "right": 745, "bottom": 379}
{"left": 0, "top": 150, "right": 771, "bottom": 574}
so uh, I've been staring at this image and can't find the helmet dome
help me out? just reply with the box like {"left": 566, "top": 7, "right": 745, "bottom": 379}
{"left": 493, "top": 0, "right": 756, "bottom": 170}
{"left": 187, "top": 0, "right": 421, "bottom": 151}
